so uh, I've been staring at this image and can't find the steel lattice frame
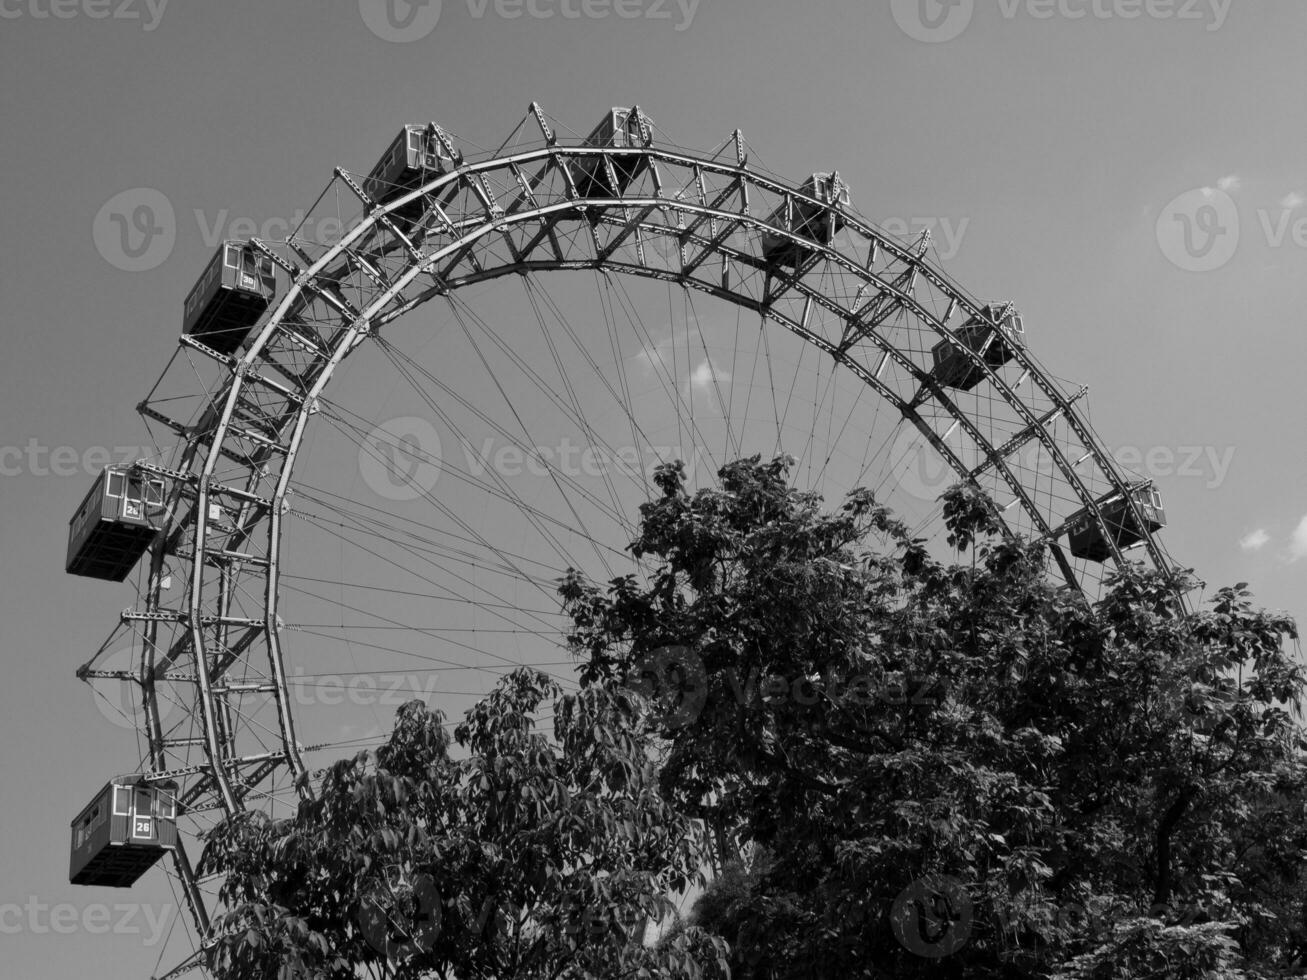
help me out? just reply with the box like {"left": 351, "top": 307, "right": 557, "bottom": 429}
{"left": 97, "top": 104, "right": 1174, "bottom": 970}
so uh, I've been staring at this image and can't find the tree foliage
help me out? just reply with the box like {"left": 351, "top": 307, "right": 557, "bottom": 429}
{"left": 200, "top": 669, "right": 728, "bottom": 979}
{"left": 560, "top": 457, "right": 1307, "bottom": 979}
{"left": 203, "top": 453, "right": 1307, "bottom": 979}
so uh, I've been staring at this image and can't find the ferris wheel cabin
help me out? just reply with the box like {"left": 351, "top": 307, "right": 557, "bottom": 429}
{"left": 572, "top": 107, "right": 654, "bottom": 200}
{"left": 1066, "top": 485, "right": 1167, "bottom": 562}
{"left": 760, "top": 173, "right": 851, "bottom": 269}
{"left": 363, "top": 124, "right": 456, "bottom": 228}
{"left": 65, "top": 465, "right": 165, "bottom": 581}
{"left": 931, "top": 304, "right": 1026, "bottom": 391}
{"left": 182, "top": 241, "right": 277, "bottom": 356}
{"left": 70, "top": 780, "right": 178, "bottom": 887}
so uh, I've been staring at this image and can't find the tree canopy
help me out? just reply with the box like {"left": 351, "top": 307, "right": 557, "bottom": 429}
{"left": 561, "top": 457, "right": 1307, "bottom": 979}
{"left": 200, "top": 669, "right": 727, "bottom": 979}
{"left": 202, "top": 455, "right": 1307, "bottom": 979}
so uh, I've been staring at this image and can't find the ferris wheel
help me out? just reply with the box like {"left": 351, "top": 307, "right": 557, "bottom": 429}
{"left": 65, "top": 103, "right": 1176, "bottom": 976}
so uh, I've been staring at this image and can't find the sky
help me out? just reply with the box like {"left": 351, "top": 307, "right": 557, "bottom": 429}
{"left": 3, "top": 1, "right": 1307, "bottom": 976}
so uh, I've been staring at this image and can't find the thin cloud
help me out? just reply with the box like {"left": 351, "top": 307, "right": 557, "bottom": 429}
{"left": 690, "top": 359, "right": 729, "bottom": 390}
{"left": 1281, "top": 191, "right": 1305, "bottom": 209}
{"left": 1289, "top": 516, "right": 1307, "bottom": 562}
{"left": 1239, "top": 528, "right": 1269, "bottom": 552}
{"left": 1216, "top": 175, "right": 1241, "bottom": 192}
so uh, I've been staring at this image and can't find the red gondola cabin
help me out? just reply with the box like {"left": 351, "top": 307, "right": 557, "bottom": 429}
{"left": 761, "top": 173, "right": 851, "bottom": 269}
{"left": 363, "top": 124, "right": 456, "bottom": 229}
{"left": 572, "top": 107, "right": 653, "bottom": 200}
{"left": 931, "top": 304, "right": 1025, "bottom": 391}
{"left": 66, "top": 466, "right": 165, "bottom": 581}
{"left": 182, "top": 241, "right": 276, "bottom": 356}
{"left": 70, "top": 780, "right": 178, "bottom": 887}
{"left": 1066, "top": 485, "right": 1167, "bottom": 562}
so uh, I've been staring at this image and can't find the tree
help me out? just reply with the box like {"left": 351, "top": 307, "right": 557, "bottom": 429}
{"left": 200, "top": 669, "right": 729, "bottom": 979}
{"left": 560, "top": 455, "right": 1307, "bottom": 978}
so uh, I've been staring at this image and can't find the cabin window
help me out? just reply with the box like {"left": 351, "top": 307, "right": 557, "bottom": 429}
{"left": 159, "top": 792, "right": 176, "bottom": 820}
{"left": 408, "top": 128, "right": 422, "bottom": 153}
{"left": 107, "top": 472, "right": 125, "bottom": 498}
{"left": 146, "top": 480, "right": 164, "bottom": 505}
{"left": 113, "top": 785, "right": 130, "bottom": 816}
{"left": 224, "top": 244, "right": 241, "bottom": 269}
